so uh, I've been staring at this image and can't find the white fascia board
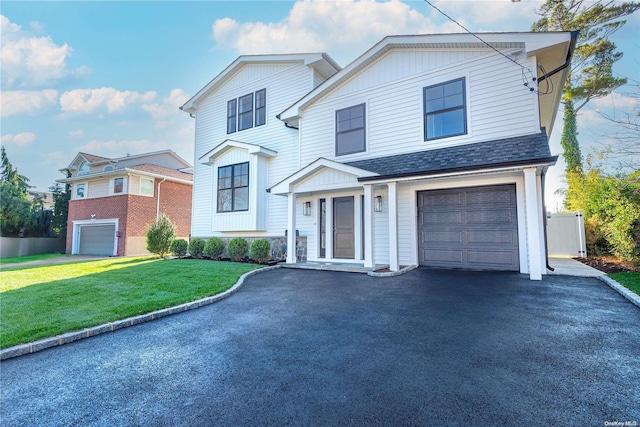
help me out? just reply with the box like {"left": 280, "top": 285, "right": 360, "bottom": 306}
{"left": 181, "top": 53, "right": 338, "bottom": 115}
{"left": 269, "top": 157, "right": 379, "bottom": 195}
{"left": 57, "top": 168, "right": 193, "bottom": 185}
{"left": 65, "top": 152, "right": 92, "bottom": 171}
{"left": 199, "top": 140, "right": 277, "bottom": 165}
{"left": 111, "top": 150, "right": 192, "bottom": 169}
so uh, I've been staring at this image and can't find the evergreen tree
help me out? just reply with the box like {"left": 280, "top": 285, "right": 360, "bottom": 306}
{"left": 0, "top": 147, "right": 33, "bottom": 236}
{"left": 532, "top": 0, "right": 640, "bottom": 174}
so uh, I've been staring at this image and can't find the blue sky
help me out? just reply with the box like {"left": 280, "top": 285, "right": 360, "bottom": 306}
{"left": 1, "top": 1, "right": 638, "bottom": 211}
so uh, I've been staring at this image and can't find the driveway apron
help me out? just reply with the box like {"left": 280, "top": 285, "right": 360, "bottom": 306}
{"left": 1, "top": 268, "right": 639, "bottom": 426}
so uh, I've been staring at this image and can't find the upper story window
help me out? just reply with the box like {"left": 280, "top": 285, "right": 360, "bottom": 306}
{"left": 78, "top": 161, "right": 90, "bottom": 176}
{"left": 103, "top": 165, "right": 114, "bottom": 172}
{"left": 76, "top": 183, "right": 86, "bottom": 198}
{"left": 424, "top": 77, "right": 466, "bottom": 141}
{"left": 227, "top": 99, "right": 237, "bottom": 134}
{"left": 217, "top": 162, "right": 249, "bottom": 212}
{"left": 140, "top": 178, "right": 154, "bottom": 196}
{"left": 226, "top": 89, "right": 266, "bottom": 134}
{"left": 113, "top": 177, "right": 124, "bottom": 194}
{"left": 336, "top": 104, "right": 366, "bottom": 156}
{"left": 238, "top": 93, "right": 254, "bottom": 131}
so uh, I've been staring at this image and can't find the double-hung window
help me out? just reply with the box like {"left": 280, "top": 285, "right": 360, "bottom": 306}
{"left": 336, "top": 104, "right": 366, "bottom": 156}
{"left": 238, "top": 93, "right": 254, "bottom": 131}
{"left": 227, "top": 99, "right": 237, "bottom": 134}
{"left": 140, "top": 178, "right": 154, "bottom": 196}
{"left": 424, "top": 78, "right": 466, "bottom": 140}
{"left": 226, "top": 89, "right": 266, "bottom": 134}
{"left": 76, "top": 183, "right": 86, "bottom": 198}
{"left": 217, "top": 162, "right": 249, "bottom": 212}
{"left": 113, "top": 177, "right": 124, "bottom": 194}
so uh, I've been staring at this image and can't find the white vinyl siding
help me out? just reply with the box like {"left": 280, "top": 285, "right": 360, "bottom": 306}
{"left": 299, "top": 49, "right": 539, "bottom": 165}
{"left": 191, "top": 62, "right": 316, "bottom": 237}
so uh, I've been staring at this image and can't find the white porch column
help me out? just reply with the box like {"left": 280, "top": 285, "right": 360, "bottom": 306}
{"left": 286, "top": 192, "right": 297, "bottom": 264}
{"left": 326, "top": 197, "right": 334, "bottom": 259}
{"left": 363, "top": 184, "right": 375, "bottom": 268}
{"left": 387, "top": 182, "right": 399, "bottom": 272}
{"left": 524, "top": 168, "right": 542, "bottom": 280}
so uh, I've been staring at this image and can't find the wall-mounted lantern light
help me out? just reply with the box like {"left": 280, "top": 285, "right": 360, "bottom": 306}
{"left": 303, "top": 201, "right": 311, "bottom": 216}
{"left": 374, "top": 196, "right": 383, "bottom": 212}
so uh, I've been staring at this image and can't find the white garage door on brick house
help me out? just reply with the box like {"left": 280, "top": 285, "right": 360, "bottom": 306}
{"left": 71, "top": 219, "right": 118, "bottom": 256}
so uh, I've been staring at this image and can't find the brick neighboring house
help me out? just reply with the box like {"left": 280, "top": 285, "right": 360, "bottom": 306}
{"left": 57, "top": 150, "right": 193, "bottom": 256}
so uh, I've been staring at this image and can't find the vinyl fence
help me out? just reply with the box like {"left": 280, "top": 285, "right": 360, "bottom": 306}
{"left": 0, "top": 237, "right": 65, "bottom": 258}
{"left": 546, "top": 211, "right": 587, "bottom": 258}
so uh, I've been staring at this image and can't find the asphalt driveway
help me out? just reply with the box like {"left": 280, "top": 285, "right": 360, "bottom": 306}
{"left": 2, "top": 268, "right": 639, "bottom": 426}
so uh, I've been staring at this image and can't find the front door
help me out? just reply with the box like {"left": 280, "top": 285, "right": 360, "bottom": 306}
{"left": 333, "top": 196, "right": 355, "bottom": 259}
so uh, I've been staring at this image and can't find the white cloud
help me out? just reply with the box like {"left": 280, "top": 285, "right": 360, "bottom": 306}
{"left": 210, "top": 0, "right": 540, "bottom": 63}
{"left": 141, "top": 88, "right": 190, "bottom": 128}
{"left": 1, "top": 132, "right": 37, "bottom": 146}
{"left": 69, "top": 129, "right": 84, "bottom": 137}
{"left": 0, "top": 14, "right": 90, "bottom": 88}
{"left": 59, "top": 87, "right": 157, "bottom": 115}
{"left": 0, "top": 89, "right": 58, "bottom": 116}
{"left": 212, "top": 0, "right": 437, "bottom": 59}
{"left": 591, "top": 91, "right": 640, "bottom": 111}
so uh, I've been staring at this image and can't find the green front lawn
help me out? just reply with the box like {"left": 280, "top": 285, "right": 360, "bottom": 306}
{"left": 609, "top": 272, "right": 640, "bottom": 296}
{"left": 0, "top": 253, "right": 68, "bottom": 265}
{"left": 0, "top": 257, "right": 262, "bottom": 348}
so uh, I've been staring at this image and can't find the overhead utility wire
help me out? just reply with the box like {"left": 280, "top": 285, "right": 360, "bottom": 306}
{"left": 423, "top": 0, "right": 553, "bottom": 95}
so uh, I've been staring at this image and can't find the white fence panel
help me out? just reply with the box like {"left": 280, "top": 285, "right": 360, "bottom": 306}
{"left": 0, "top": 237, "right": 65, "bottom": 258}
{"left": 546, "top": 211, "right": 587, "bottom": 257}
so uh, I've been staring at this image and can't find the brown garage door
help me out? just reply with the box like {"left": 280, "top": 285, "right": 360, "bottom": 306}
{"left": 79, "top": 224, "right": 116, "bottom": 256}
{"left": 418, "top": 184, "right": 519, "bottom": 271}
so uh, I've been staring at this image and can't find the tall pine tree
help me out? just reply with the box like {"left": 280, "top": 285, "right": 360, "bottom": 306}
{"left": 532, "top": 0, "right": 640, "bottom": 174}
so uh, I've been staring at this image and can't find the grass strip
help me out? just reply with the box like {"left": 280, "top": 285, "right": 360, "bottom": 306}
{"left": 0, "top": 257, "right": 262, "bottom": 348}
{"left": 0, "top": 253, "right": 69, "bottom": 265}
{"left": 609, "top": 272, "right": 640, "bottom": 296}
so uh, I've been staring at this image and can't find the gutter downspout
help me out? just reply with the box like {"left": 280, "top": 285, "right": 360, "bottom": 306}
{"left": 541, "top": 171, "right": 554, "bottom": 272}
{"left": 156, "top": 178, "right": 166, "bottom": 219}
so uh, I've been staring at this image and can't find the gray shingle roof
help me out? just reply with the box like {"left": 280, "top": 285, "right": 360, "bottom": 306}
{"left": 346, "top": 131, "right": 556, "bottom": 181}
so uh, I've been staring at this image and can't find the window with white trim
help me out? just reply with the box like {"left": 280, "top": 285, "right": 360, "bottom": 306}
{"left": 336, "top": 104, "right": 366, "bottom": 156}
{"left": 113, "top": 177, "right": 124, "bottom": 194}
{"left": 78, "top": 161, "right": 90, "bottom": 176}
{"left": 424, "top": 77, "right": 467, "bottom": 140}
{"left": 217, "top": 162, "right": 249, "bottom": 212}
{"left": 76, "top": 183, "right": 86, "bottom": 198}
{"left": 140, "top": 178, "right": 154, "bottom": 196}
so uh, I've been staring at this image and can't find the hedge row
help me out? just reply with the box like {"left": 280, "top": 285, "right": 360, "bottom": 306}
{"left": 170, "top": 237, "right": 272, "bottom": 264}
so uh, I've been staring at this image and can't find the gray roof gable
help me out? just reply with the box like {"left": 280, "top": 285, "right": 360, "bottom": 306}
{"left": 346, "top": 131, "right": 556, "bottom": 181}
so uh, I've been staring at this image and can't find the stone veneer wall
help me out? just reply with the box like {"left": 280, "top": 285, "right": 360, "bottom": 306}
{"left": 212, "top": 236, "right": 307, "bottom": 262}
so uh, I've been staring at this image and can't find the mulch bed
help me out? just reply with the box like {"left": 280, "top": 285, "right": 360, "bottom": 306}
{"left": 574, "top": 256, "right": 640, "bottom": 274}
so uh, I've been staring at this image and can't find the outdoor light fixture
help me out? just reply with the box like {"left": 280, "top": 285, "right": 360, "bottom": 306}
{"left": 303, "top": 201, "right": 311, "bottom": 216}
{"left": 374, "top": 196, "right": 383, "bottom": 212}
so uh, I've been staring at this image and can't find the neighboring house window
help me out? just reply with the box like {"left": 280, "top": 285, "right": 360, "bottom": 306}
{"left": 227, "top": 99, "right": 237, "bottom": 134}
{"left": 140, "top": 178, "right": 154, "bottom": 196}
{"left": 113, "top": 177, "right": 124, "bottom": 194}
{"left": 76, "top": 183, "right": 86, "bottom": 198}
{"left": 255, "top": 89, "right": 266, "bottom": 127}
{"left": 104, "top": 165, "right": 113, "bottom": 171}
{"left": 336, "top": 104, "right": 366, "bottom": 156}
{"left": 238, "top": 93, "right": 254, "bottom": 131}
{"left": 424, "top": 77, "right": 466, "bottom": 140}
{"left": 226, "top": 89, "right": 266, "bottom": 133}
{"left": 217, "top": 162, "right": 249, "bottom": 212}
{"left": 78, "top": 161, "right": 90, "bottom": 176}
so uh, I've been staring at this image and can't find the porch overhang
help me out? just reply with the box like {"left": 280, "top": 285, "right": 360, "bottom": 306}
{"left": 199, "top": 139, "right": 277, "bottom": 165}
{"left": 269, "top": 158, "right": 379, "bottom": 195}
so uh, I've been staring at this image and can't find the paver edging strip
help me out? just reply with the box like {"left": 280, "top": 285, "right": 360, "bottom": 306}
{"left": 368, "top": 265, "right": 418, "bottom": 277}
{"left": 598, "top": 275, "right": 640, "bottom": 309}
{"left": 0, "top": 265, "right": 282, "bottom": 361}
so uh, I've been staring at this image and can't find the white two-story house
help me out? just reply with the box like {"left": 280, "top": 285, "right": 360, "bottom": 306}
{"left": 181, "top": 32, "right": 577, "bottom": 280}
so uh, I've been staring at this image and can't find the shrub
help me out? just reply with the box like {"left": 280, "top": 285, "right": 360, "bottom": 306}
{"left": 204, "top": 237, "right": 225, "bottom": 259}
{"left": 170, "top": 239, "right": 188, "bottom": 257}
{"left": 145, "top": 214, "right": 176, "bottom": 258}
{"left": 188, "top": 238, "right": 206, "bottom": 259}
{"left": 250, "top": 238, "right": 271, "bottom": 263}
{"left": 227, "top": 237, "right": 249, "bottom": 262}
